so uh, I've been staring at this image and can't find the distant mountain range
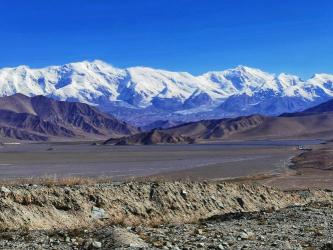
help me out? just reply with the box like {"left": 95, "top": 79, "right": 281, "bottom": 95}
{"left": 163, "top": 98, "right": 333, "bottom": 141}
{"left": 1, "top": 93, "right": 333, "bottom": 143}
{"left": 0, "top": 94, "right": 138, "bottom": 141}
{"left": 108, "top": 98, "right": 333, "bottom": 144}
{"left": 299, "top": 98, "right": 333, "bottom": 114}
{"left": 1, "top": 60, "right": 333, "bottom": 125}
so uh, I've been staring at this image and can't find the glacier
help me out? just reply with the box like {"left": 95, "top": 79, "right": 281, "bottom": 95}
{"left": 0, "top": 60, "right": 332, "bottom": 125}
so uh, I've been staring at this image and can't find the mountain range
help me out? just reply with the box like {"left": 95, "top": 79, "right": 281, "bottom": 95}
{"left": 1, "top": 60, "right": 333, "bottom": 125}
{"left": 161, "top": 98, "right": 333, "bottom": 141}
{"left": 0, "top": 93, "right": 332, "bottom": 142}
{"left": 0, "top": 94, "right": 138, "bottom": 141}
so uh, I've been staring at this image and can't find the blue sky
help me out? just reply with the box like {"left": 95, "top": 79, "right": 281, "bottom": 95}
{"left": 0, "top": 0, "right": 332, "bottom": 78}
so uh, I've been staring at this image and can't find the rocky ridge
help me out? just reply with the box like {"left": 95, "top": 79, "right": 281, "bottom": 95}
{"left": 0, "top": 182, "right": 331, "bottom": 230}
{"left": 0, "top": 182, "right": 331, "bottom": 249}
{"left": 0, "top": 94, "right": 139, "bottom": 141}
{"left": 104, "top": 130, "right": 195, "bottom": 145}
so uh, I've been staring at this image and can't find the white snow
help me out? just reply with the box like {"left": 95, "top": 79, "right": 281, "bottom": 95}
{"left": 0, "top": 60, "right": 332, "bottom": 120}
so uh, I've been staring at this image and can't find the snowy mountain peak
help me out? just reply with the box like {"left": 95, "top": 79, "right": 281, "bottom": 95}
{"left": 0, "top": 60, "right": 332, "bottom": 125}
{"left": 234, "top": 65, "right": 262, "bottom": 73}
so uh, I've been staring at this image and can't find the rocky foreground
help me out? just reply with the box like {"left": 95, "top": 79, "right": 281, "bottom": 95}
{"left": 0, "top": 181, "right": 331, "bottom": 249}
{"left": 0, "top": 202, "right": 332, "bottom": 249}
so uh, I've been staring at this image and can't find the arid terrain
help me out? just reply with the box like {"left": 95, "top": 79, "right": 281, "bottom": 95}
{"left": 0, "top": 181, "right": 331, "bottom": 249}
{"left": 0, "top": 97, "right": 332, "bottom": 249}
{"left": 260, "top": 142, "right": 333, "bottom": 190}
{"left": 0, "top": 139, "right": 331, "bottom": 249}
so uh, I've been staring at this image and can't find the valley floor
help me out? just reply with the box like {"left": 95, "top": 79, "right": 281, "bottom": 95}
{"left": 0, "top": 139, "right": 320, "bottom": 182}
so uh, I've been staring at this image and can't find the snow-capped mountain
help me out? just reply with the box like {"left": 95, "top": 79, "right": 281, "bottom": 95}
{"left": 0, "top": 60, "right": 332, "bottom": 125}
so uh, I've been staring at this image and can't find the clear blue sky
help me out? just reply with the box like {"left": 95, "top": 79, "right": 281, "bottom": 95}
{"left": 0, "top": 0, "right": 332, "bottom": 78}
